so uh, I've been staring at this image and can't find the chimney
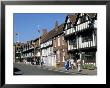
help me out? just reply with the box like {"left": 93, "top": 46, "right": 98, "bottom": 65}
{"left": 55, "top": 21, "right": 58, "bottom": 30}
{"left": 42, "top": 29, "right": 48, "bottom": 35}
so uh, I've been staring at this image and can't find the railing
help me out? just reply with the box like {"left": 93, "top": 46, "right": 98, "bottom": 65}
{"left": 80, "top": 41, "right": 96, "bottom": 48}
{"left": 41, "top": 40, "right": 52, "bottom": 48}
{"left": 68, "top": 40, "right": 96, "bottom": 50}
{"left": 68, "top": 45, "right": 77, "bottom": 50}
{"left": 23, "top": 46, "right": 34, "bottom": 52}
{"left": 65, "top": 20, "right": 96, "bottom": 36}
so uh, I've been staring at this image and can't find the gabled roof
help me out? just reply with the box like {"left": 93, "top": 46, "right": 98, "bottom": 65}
{"left": 87, "top": 13, "right": 97, "bottom": 19}
{"left": 67, "top": 14, "right": 78, "bottom": 23}
{"left": 63, "top": 14, "right": 78, "bottom": 30}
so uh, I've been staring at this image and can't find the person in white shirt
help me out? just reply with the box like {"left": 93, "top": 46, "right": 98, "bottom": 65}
{"left": 70, "top": 59, "right": 74, "bottom": 70}
{"left": 77, "top": 58, "right": 81, "bottom": 72}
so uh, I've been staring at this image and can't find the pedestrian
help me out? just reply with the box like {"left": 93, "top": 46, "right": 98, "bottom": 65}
{"left": 64, "top": 59, "right": 67, "bottom": 70}
{"left": 66, "top": 60, "right": 70, "bottom": 70}
{"left": 68, "top": 59, "right": 71, "bottom": 70}
{"left": 41, "top": 59, "right": 44, "bottom": 67}
{"left": 70, "top": 59, "right": 74, "bottom": 70}
{"left": 77, "top": 58, "right": 81, "bottom": 72}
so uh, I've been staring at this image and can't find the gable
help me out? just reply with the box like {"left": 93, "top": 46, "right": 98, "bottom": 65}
{"left": 67, "top": 18, "right": 71, "bottom": 23}
{"left": 76, "top": 13, "right": 89, "bottom": 25}
{"left": 63, "top": 16, "right": 70, "bottom": 30}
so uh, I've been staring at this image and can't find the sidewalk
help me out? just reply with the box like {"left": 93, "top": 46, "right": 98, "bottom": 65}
{"left": 40, "top": 65, "right": 97, "bottom": 75}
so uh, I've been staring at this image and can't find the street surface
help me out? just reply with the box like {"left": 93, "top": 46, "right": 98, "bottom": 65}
{"left": 14, "top": 63, "right": 97, "bottom": 75}
{"left": 14, "top": 63, "right": 71, "bottom": 75}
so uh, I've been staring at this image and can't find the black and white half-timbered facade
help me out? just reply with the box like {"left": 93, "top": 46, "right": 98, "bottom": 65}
{"left": 21, "top": 40, "right": 35, "bottom": 64}
{"left": 63, "top": 13, "right": 97, "bottom": 66}
{"left": 40, "top": 31, "right": 56, "bottom": 67}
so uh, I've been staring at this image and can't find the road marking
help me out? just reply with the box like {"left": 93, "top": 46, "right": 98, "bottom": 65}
{"left": 59, "top": 70, "right": 64, "bottom": 72}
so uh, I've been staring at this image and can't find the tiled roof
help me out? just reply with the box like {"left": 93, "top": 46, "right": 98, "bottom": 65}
{"left": 68, "top": 14, "right": 78, "bottom": 23}
{"left": 48, "top": 29, "right": 56, "bottom": 38}
{"left": 55, "top": 23, "right": 64, "bottom": 36}
{"left": 86, "top": 13, "right": 97, "bottom": 19}
{"left": 40, "top": 23, "right": 64, "bottom": 44}
{"left": 40, "top": 32, "right": 49, "bottom": 44}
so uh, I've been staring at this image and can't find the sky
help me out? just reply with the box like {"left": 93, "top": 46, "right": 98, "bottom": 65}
{"left": 14, "top": 13, "right": 68, "bottom": 43}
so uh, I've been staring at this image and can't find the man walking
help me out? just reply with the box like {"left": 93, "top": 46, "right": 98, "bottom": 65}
{"left": 77, "top": 58, "right": 81, "bottom": 72}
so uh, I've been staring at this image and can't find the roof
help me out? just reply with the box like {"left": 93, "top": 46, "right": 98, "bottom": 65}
{"left": 55, "top": 23, "right": 64, "bottom": 36}
{"left": 40, "top": 23, "right": 64, "bottom": 44}
{"left": 22, "top": 13, "right": 97, "bottom": 45}
{"left": 40, "top": 32, "right": 49, "bottom": 44}
{"left": 87, "top": 13, "right": 97, "bottom": 19}
{"left": 67, "top": 14, "right": 78, "bottom": 23}
{"left": 63, "top": 14, "right": 78, "bottom": 30}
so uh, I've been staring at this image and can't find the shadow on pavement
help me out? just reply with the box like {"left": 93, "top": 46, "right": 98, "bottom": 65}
{"left": 13, "top": 67, "right": 23, "bottom": 75}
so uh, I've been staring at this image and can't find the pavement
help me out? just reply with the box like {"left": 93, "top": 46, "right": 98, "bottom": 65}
{"left": 39, "top": 65, "right": 97, "bottom": 75}
{"left": 14, "top": 62, "right": 97, "bottom": 75}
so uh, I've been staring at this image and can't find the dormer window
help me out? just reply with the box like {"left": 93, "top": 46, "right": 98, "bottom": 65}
{"left": 67, "top": 22, "right": 71, "bottom": 29}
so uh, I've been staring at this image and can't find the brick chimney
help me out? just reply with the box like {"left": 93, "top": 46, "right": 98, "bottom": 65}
{"left": 42, "top": 29, "right": 48, "bottom": 35}
{"left": 55, "top": 21, "right": 58, "bottom": 30}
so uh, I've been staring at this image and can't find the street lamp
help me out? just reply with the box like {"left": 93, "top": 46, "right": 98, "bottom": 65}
{"left": 32, "top": 42, "right": 36, "bottom": 65}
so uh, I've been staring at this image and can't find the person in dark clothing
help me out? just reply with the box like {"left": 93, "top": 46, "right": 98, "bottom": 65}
{"left": 66, "top": 60, "right": 70, "bottom": 70}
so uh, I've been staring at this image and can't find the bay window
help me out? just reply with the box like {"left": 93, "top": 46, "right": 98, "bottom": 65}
{"left": 58, "top": 36, "right": 60, "bottom": 46}
{"left": 82, "top": 33, "right": 93, "bottom": 42}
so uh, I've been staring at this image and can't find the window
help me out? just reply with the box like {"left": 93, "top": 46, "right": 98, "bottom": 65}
{"left": 62, "top": 52, "right": 65, "bottom": 62}
{"left": 82, "top": 33, "right": 93, "bottom": 42}
{"left": 54, "top": 38, "right": 56, "bottom": 47}
{"left": 81, "top": 15, "right": 87, "bottom": 23}
{"left": 57, "top": 50, "right": 60, "bottom": 62}
{"left": 69, "top": 39, "right": 76, "bottom": 45}
{"left": 62, "top": 36, "right": 64, "bottom": 45}
{"left": 67, "top": 23, "right": 71, "bottom": 29}
{"left": 58, "top": 36, "right": 60, "bottom": 46}
{"left": 58, "top": 51, "right": 60, "bottom": 62}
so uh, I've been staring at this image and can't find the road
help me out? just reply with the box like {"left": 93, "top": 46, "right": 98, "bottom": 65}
{"left": 14, "top": 63, "right": 71, "bottom": 75}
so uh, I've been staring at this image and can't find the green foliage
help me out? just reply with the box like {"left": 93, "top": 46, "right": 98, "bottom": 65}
{"left": 83, "top": 64, "right": 96, "bottom": 70}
